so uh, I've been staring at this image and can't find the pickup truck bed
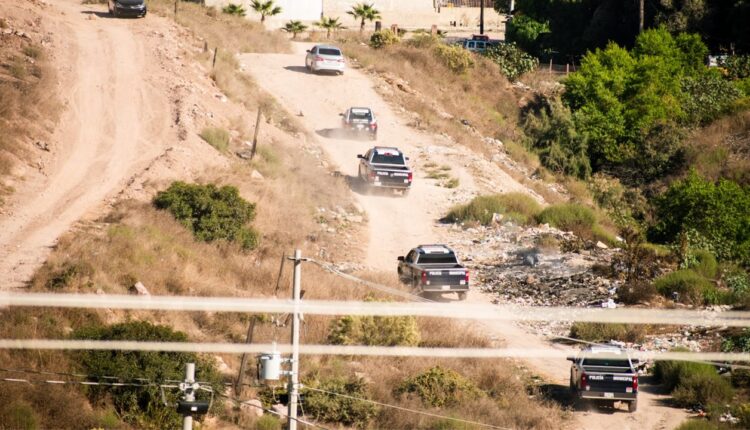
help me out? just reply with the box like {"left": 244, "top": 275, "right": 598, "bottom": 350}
{"left": 397, "top": 245, "right": 469, "bottom": 300}
{"left": 569, "top": 348, "right": 639, "bottom": 412}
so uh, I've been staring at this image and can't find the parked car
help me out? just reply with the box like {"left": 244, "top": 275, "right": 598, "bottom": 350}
{"left": 305, "top": 45, "right": 345, "bottom": 75}
{"left": 568, "top": 345, "right": 639, "bottom": 412}
{"left": 341, "top": 107, "right": 377, "bottom": 139}
{"left": 108, "top": 0, "right": 147, "bottom": 17}
{"left": 461, "top": 34, "right": 500, "bottom": 52}
{"left": 397, "top": 245, "right": 469, "bottom": 300}
{"left": 357, "top": 146, "right": 412, "bottom": 194}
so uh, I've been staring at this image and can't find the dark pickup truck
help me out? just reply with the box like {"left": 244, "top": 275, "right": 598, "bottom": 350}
{"left": 568, "top": 346, "right": 639, "bottom": 412}
{"left": 357, "top": 147, "right": 412, "bottom": 195}
{"left": 397, "top": 245, "right": 469, "bottom": 300}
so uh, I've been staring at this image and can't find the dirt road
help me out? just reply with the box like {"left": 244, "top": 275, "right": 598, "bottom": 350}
{"left": 241, "top": 44, "right": 688, "bottom": 430}
{"left": 0, "top": 0, "right": 173, "bottom": 288}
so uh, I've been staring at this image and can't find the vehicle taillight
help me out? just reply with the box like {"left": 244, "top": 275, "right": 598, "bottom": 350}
{"left": 580, "top": 372, "right": 588, "bottom": 390}
{"left": 407, "top": 172, "right": 413, "bottom": 182}
{"left": 632, "top": 375, "right": 638, "bottom": 391}
{"left": 464, "top": 271, "right": 470, "bottom": 284}
{"left": 370, "top": 122, "right": 377, "bottom": 130}
{"left": 314, "top": 55, "right": 324, "bottom": 62}
{"left": 421, "top": 272, "right": 427, "bottom": 284}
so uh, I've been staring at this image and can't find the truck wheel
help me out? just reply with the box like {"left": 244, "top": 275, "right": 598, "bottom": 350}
{"left": 402, "top": 188, "right": 410, "bottom": 197}
{"left": 458, "top": 292, "right": 467, "bottom": 301}
{"left": 627, "top": 400, "right": 637, "bottom": 413}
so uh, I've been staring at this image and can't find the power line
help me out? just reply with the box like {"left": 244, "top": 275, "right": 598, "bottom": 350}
{"left": 303, "top": 386, "right": 512, "bottom": 430}
{"left": 219, "top": 393, "right": 331, "bottom": 430}
{"left": 0, "top": 376, "right": 178, "bottom": 388}
{"left": 2, "top": 292, "right": 749, "bottom": 327}
{"left": 3, "top": 339, "right": 750, "bottom": 361}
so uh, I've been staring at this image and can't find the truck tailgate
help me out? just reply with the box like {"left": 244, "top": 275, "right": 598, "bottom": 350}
{"left": 423, "top": 268, "right": 468, "bottom": 290}
{"left": 372, "top": 169, "right": 410, "bottom": 186}
{"left": 583, "top": 372, "right": 636, "bottom": 398}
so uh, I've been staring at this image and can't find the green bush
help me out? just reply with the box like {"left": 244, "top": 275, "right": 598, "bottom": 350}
{"left": 405, "top": 33, "right": 440, "bottom": 49}
{"left": 303, "top": 378, "right": 377, "bottom": 428}
{"left": 721, "top": 329, "right": 750, "bottom": 353}
{"left": 736, "top": 77, "right": 750, "bottom": 97}
{"left": 653, "top": 269, "right": 715, "bottom": 305}
{"left": 199, "top": 127, "right": 230, "bottom": 152}
{"left": 506, "top": 15, "right": 550, "bottom": 55}
{"left": 153, "top": 181, "right": 259, "bottom": 250}
{"left": 689, "top": 250, "right": 718, "bottom": 279}
{"left": 681, "top": 72, "right": 742, "bottom": 125}
{"left": 433, "top": 44, "right": 474, "bottom": 74}
{"left": 328, "top": 314, "right": 419, "bottom": 346}
{"left": 720, "top": 55, "right": 750, "bottom": 80}
{"left": 536, "top": 203, "right": 595, "bottom": 236}
{"left": 482, "top": 42, "right": 538, "bottom": 81}
{"left": 221, "top": 3, "right": 247, "bottom": 16}
{"left": 649, "top": 171, "right": 750, "bottom": 265}
{"left": 672, "top": 370, "right": 734, "bottom": 408}
{"left": 569, "top": 322, "right": 646, "bottom": 343}
{"left": 725, "top": 270, "right": 750, "bottom": 296}
{"left": 0, "top": 400, "right": 39, "bottom": 430}
{"left": 395, "top": 366, "right": 482, "bottom": 408}
{"left": 445, "top": 193, "right": 541, "bottom": 225}
{"left": 369, "top": 29, "right": 399, "bottom": 49}
{"left": 255, "top": 414, "right": 281, "bottom": 430}
{"left": 72, "top": 321, "right": 221, "bottom": 429}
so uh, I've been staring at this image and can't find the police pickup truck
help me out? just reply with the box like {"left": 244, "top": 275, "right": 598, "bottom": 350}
{"left": 397, "top": 245, "right": 469, "bottom": 300}
{"left": 568, "top": 345, "right": 639, "bottom": 412}
{"left": 357, "top": 146, "right": 412, "bottom": 195}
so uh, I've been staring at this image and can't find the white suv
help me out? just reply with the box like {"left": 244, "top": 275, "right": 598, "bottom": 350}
{"left": 305, "top": 45, "right": 345, "bottom": 75}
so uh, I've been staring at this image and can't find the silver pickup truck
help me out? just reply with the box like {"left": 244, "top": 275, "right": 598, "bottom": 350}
{"left": 357, "top": 146, "right": 412, "bottom": 195}
{"left": 397, "top": 244, "right": 469, "bottom": 300}
{"left": 568, "top": 346, "right": 639, "bottom": 412}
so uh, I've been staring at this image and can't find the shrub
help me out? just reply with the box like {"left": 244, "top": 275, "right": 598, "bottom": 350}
{"left": 222, "top": 3, "right": 247, "bottom": 16}
{"left": 369, "top": 29, "right": 399, "bottom": 49}
{"left": 653, "top": 269, "right": 715, "bottom": 305}
{"left": 681, "top": 72, "right": 742, "bottom": 125}
{"left": 405, "top": 33, "right": 440, "bottom": 49}
{"left": 689, "top": 250, "right": 718, "bottom": 279}
{"left": 649, "top": 171, "right": 750, "bottom": 264}
{"left": 654, "top": 357, "right": 733, "bottom": 408}
{"left": 395, "top": 366, "right": 483, "bottom": 408}
{"left": 720, "top": 329, "right": 750, "bottom": 353}
{"left": 725, "top": 270, "right": 750, "bottom": 296}
{"left": 153, "top": 181, "right": 259, "bottom": 250}
{"left": 199, "top": 127, "right": 230, "bottom": 152}
{"left": 720, "top": 55, "right": 750, "bottom": 80}
{"left": 328, "top": 313, "right": 420, "bottom": 346}
{"left": 569, "top": 322, "right": 646, "bottom": 343}
{"left": 536, "top": 203, "right": 595, "bottom": 237}
{"left": 303, "top": 378, "right": 378, "bottom": 427}
{"left": 505, "top": 15, "right": 550, "bottom": 55}
{"left": 617, "top": 281, "right": 658, "bottom": 304}
{"left": 675, "top": 420, "right": 720, "bottom": 430}
{"left": 433, "top": 44, "right": 474, "bottom": 74}
{"left": 445, "top": 193, "right": 541, "bottom": 226}
{"left": 255, "top": 414, "right": 281, "bottom": 430}
{"left": 72, "top": 321, "right": 221, "bottom": 429}
{"left": 482, "top": 42, "right": 538, "bottom": 81}
{"left": 0, "top": 400, "right": 39, "bottom": 430}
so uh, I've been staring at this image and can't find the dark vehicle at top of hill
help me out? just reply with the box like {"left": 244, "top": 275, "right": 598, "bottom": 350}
{"left": 397, "top": 244, "right": 469, "bottom": 300}
{"left": 108, "top": 0, "right": 147, "bottom": 17}
{"left": 568, "top": 345, "right": 639, "bottom": 412}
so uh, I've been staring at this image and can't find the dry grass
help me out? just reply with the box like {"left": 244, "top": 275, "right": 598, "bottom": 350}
{"left": 0, "top": 37, "right": 59, "bottom": 203}
{"left": 684, "top": 110, "right": 750, "bottom": 186}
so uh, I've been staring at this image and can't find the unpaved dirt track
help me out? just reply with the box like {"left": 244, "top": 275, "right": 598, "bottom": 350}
{"left": 0, "top": 0, "right": 172, "bottom": 288}
{"left": 241, "top": 45, "right": 529, "bottom": 271}
{"left": 242, "top": 44, "right": 688, "bottom": 430}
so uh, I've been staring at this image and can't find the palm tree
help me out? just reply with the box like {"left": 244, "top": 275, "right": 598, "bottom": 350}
{"left": 317, "top": 16, "right": 343, "bottom": 39}
{"left": 347, "top": 3, "right": 381, "bottom": 33}
{"left": 250, "top": 0, "right": 282, "bottom": 23}
{"left": 283, "top": 20, "right": 308, "bottom": 39}
{"left": 222, "top": 3, "right": 246, "bottom": 17}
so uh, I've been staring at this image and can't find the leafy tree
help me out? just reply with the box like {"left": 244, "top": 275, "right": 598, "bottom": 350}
{"left": 649, "top": 171, "right": 750, "bottom": 264}
{"left": 506, "top": 14, "right": 550, "bottom": 54}
{"left": 317, "top": 16, "right": 343, "bottom": 39}
{"left": 482, "top": 42, "right": 538, "bottom": 81}
{"left": 153, "top": 181, "right": 259, "bottom": 250}
{"left": 221, "top": 3, "right": 246, "bottom": 17}
{"left": 283, "top": 20, "right": 308, "bottom": 39}
{"left": 681, "top": 70, "right": 742, "bottom": 124}
{"left": 346, "top": 2, "right": 381, "bottom": 33}
{"left": 72, "top": 322, "right": 221, "bottom": 429}
{"left": 250, "top": 0, "right": 282, "bottom": 23}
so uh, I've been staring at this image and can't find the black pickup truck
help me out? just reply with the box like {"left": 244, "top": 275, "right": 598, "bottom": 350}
{"left": 397, "top": 245, "right": 469, "bottom": 300}
{"left": 568, "top": 346, "right": 639, "bottom": 412}
{"left": 357, "top": 147, "right": 413, "bottom": 195}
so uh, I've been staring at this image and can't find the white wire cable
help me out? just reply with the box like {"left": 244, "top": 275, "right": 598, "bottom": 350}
{"left": 303, "top": 386, "right": 512, "bottom": 429}
{"left": 2, "top": 292, "right": 749, "bottom": 326}
{"left": 2, "top": 340, "right": 750, "bottom": 361}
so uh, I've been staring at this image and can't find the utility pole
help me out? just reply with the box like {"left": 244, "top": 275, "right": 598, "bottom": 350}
{"left": 235, "top": 316, "right": 257, "bottom": 396}
{"left": 183, "top": 363, "right": 195, "bottom": 430}
{"left": 479, "top": 0, "right": 485, "bottom": 35}
{"left": 287, "top": 249, "right": 302, "bottom": 430}
{"left": 250, "top": 108, "right": 262, "bottom": 160}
